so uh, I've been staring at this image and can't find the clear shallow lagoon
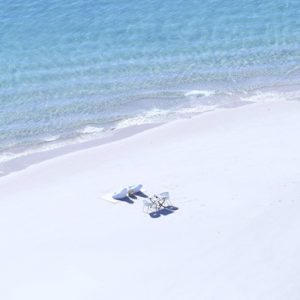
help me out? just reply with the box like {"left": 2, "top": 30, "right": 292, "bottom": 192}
{"left": 1, "top": 0, "right": 300, "bottom": 163}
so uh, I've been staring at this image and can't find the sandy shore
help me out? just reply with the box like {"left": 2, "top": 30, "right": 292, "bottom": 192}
{"left": 1, "top": 100, "right": 300, "bottom": 299}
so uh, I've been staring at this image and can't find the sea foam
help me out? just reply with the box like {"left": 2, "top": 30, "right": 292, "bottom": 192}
{"left": 184, "top": 90, "right": 216, "bottom": 98}
{"left": 77, "top": 126, "right": 104, "bottom": 134}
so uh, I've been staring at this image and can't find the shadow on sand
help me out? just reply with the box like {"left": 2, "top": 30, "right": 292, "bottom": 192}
{"left": 149, "top": 205, "right": 179, "bottom": 218}
{"left": 134, "top": 191, "right": 149, "bottom": 198}
{"left": 117, "top": 196, "right": 134, "bottom": 204}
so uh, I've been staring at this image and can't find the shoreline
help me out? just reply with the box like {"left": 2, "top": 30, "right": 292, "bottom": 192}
{"left": 1, "top": 80, "right": 300, "bottom": 176}
{"left": 0, "top": 122, "right": 161, "bottom": 177}
{"left": 0, "top": 98, "right": 296, "bottom": 180}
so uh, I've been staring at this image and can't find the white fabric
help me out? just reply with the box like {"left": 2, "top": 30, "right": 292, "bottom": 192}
{"left": 112, "top": 188, "right": 128, "bottom": 200}
{"left": 159, "top": 192, "right": 169, "bottom": 200}
{"left": 128, "top": 184, "right": 143, "bottom": 194}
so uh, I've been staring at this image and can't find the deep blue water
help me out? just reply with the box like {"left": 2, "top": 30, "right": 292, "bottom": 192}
{"left": 1, "top": 0, "right": 300, "bottom": 162}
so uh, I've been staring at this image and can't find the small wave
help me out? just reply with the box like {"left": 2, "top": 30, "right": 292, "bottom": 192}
{"left": 43, "top": 135, "right": 60, "bottom": 142}
{"left": 77, "top": 126, "right": 104, "bottom": 134}
{"left": 241, "top": 91, "right": 286, "bottom": 103}
{"left": 0, "top": 141, "right": 70, "bottom": 164}
{"left": 241, "top": 88, "right": 300, "bottom": 103}
{"left": 115, "top": 103, "right": 221, "bottom": 130}
{"left": 0, "top": 152, "right": 17, "bottom": 164}
{"left": 0, "top": 126, "right": 108, "bottom": 165}
{"left": 115, "top": 108, "right": 168, "bottom": 129}
{"left": 0, "top": 134, "right": 95, "bottom": 165}
{"left": 184, "top": 90, "right": 216, "bottom": 98}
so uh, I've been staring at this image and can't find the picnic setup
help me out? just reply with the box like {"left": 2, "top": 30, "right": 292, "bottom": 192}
{"left": 103, "top": 184, "right": 178, "bottom": 217}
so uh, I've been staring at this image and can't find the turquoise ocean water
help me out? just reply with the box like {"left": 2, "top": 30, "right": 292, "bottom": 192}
{"left": 1, "top": 0, "right": 300, "bottom": 164}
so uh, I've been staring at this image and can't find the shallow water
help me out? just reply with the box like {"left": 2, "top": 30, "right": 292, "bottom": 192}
{"left": 1, "top": 0, "right": 300, "bottom": 163}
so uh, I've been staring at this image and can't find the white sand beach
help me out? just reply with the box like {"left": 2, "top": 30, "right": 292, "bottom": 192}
{"left": 1, "top": 100, "right": 300, "bottom": 300}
